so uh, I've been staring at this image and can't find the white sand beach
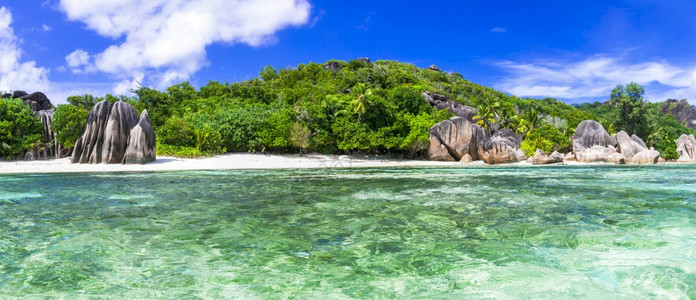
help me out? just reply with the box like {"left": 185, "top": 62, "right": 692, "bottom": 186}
{"left": 0, "top": 153, "right": 464, "bottom": 174}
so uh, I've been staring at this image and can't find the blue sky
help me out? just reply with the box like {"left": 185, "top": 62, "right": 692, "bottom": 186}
{"left": 1, "top": 0, "right": 695, "bottom": 104}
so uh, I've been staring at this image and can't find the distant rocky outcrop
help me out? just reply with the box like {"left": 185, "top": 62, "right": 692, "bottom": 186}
{"left": 422, "top": 92, "right": 478, "bottom": 121}
{"left": 428, "top": 64, "right": 442, "bottom": 72}
{"left": 660, "top": 99, "right": 696, "bottom": 129}
{"left": 676, "top": 134, "right": 696, "bottom": 162}
{"left": 2, "top": 90, "right": 53, "bottom": 112}
{"left": 72, "top": 100, "right": 156, "bottom": 164}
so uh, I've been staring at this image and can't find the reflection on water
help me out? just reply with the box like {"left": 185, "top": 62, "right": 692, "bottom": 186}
{"left": 0, "top": 165, "right": 695, "bottom": 298}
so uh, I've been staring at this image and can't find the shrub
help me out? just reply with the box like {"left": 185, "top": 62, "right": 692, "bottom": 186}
{"left": 0, "top": 98, "right": 43, "bottom": 157}
{"left": 52, "top": 104, "right": 89, "bottom": 149}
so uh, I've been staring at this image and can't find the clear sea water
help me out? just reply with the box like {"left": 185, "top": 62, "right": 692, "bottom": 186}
{"left": 0, "top": 165, "right": 695, "bottom": 299}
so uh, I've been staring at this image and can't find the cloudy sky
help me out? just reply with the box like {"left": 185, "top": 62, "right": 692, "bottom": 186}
{"left": 1, "top": 0, "right": 696, "bottom": 104}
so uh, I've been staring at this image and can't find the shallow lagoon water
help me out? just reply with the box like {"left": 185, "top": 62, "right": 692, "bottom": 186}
{"left": 0, "top": 165, "right": 695, "bottom": 298}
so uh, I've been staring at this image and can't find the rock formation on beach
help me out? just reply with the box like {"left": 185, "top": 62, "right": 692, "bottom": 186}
{"left": 660, "top": 99, "right": 696, "bottom": 129}
{"left": 530, "top": 149, "right": 564, "bottom": 164}
{"left": 676, "top": 134, "right": 696, "bottom": 162}
{"left": 427, "top": 117, "right": 525, "bottom": 164}
{"left": 71, "top": 100, "right": 156, "bottom": 164}
{"left": 427, "top": 117, "right": 484, "bottom": 161}
{"left": 571, "top": 120, "right": 659, "bottom": 164}
{"left": 477, "top": 128, "right": 526, "bottom": 164}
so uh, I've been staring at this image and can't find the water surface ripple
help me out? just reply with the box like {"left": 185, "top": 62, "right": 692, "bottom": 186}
{"left": 0, "top": 165, "right": 695, "bottom": 298}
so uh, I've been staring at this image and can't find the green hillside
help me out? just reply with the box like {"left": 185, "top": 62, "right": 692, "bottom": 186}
{"left": 4, "top": 59, "right": 695, "bottom": 160}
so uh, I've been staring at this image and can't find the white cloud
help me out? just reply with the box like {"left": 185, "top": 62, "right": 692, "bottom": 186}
{"left": 59, "top": 0, "right": 312, "bottom": 92}
{"left": 42, "top": 24, "right": 52, "bottom": 32}
{"left": 491, "top": 27, "right": 506, "bottom": 33}
{"left": 65, "top": 49, "right": 91, "bottom": 73}
{"left": 492, "top": 55, "right": 696, "bottom": 102}
{"left": 0, "top": 7, "right": 51, "bottom": 94}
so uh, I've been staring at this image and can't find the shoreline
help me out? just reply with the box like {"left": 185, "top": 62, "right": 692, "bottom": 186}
{"left": 0, "top": 153, "right": 690, "bottom": 174}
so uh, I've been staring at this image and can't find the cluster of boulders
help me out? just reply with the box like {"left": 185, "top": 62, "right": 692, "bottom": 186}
{"left": 570, "top": 120, "right": 660, "bottom": 164}
{"left": 71, "top": 101, "right": 156, "bottom": 164}
{"left": 427, "top": 117, "right": 665, "bottom": 165}
{"left": 1, "top": 90, "right": 58, "bottom": 160}
{"left": 428, "top": 116, "right": 526, "bottom": 164}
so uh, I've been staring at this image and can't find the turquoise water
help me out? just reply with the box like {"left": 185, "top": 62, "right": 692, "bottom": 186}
{"left": 0, "top": 166, "right": 695, "bottom": 298}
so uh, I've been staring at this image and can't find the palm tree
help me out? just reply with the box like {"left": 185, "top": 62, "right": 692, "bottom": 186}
{"left": 473, "top": 101, "right": 499, "bottom": 135}
{"left": 350, "top": 83, "right": 372, "bottom": 120}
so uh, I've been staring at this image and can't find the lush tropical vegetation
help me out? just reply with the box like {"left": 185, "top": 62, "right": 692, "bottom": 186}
{"left": 3, "top": 59, "right": 695, "bottom": 160}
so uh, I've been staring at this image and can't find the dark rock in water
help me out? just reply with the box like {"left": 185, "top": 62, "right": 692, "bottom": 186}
{"left": 477, "top": 128, "right": 526, "bottom": 164}
{"left": 572, "top": 120, "right": 617, "bottom": 154}
{"left": 428, "top": 117, "right": 485, "bottom": 161}
{"left": 72, "top": 100, "right": 156, "bottom": 164}
{"left": 676, "top": 134, "right": 696, "bottom": 162}
{"left": 422, "top": 91, "right": 478, "bottom": 122}
{"left": 660, "top": 99, "right": 696, "bottom": 129}
{"left": 324, "top": 61, "right": 342, "bottom": 71}
{"left": 428, "top": 64, "right": 441, "bottom": 72}
{"left": 123, "top": 110, "right": 157, "bottom": 164}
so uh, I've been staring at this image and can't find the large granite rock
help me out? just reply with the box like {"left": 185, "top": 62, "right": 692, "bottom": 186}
{"left": 572, "top": 120, "right": 619, "bottom": 162}
{"left": 428, "top": 117, "right": 485, "bottom": 161}
{"left": 477, "top": 128, "right": 526, "bottom": 164}
{"left": 35, "top": 109, "right": 58, "bottom": 159}
{"left": 606, "top": 153, "right": 626, "bottom": 164}
{"left": 72, "top": 100, "right": 155, "bottom": 164}
{"left": 531, "top": 149, "right": 563, "bottom": 164}
{"left": 676, "top": 134, "right": 696, "bottom": 162}
{"left": 123, "top": 110, "right": 157, "bottom": 164}
{"left": 631, "top": 149, "right": 660, "bottom": 164}
{"left": 615, "top": 131, "right": 648, "bottom": 161}
{"left": 575, "top": 145, "right": 618, "bottom": 163}
{"left": 427, "top": 135, "right": 454, "bottom": 161}
{"left": 660, "top": 99, "right": 696, "bottom": 129}
{"left": 573, "top": 120, "right": 617, "bottom": 153}
{"left": 423, "top": 92, "right": 478, "bottom": 121}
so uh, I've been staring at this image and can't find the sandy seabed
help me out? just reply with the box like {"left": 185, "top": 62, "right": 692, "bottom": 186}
{"left": 0, "top": 153, "right": 465, "bottom": 174}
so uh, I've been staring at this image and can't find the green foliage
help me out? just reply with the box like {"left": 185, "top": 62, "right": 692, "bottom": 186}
{"left": 610, "top": 82, "right": 650, "bottom": 139}
{"left": 0, "top": 98, "right": 43, "bottom": 157}
{"left": 67, "top": 94, "right": 98, "bottom": 110}
{"left": 520, "top": 124, "right": 571, "bottom": 157}
{"left": 52, "top": 104, "right": 89, "bottom": 149}
{"left": 56, "top": 59, "right": 689, "bottom": 159}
